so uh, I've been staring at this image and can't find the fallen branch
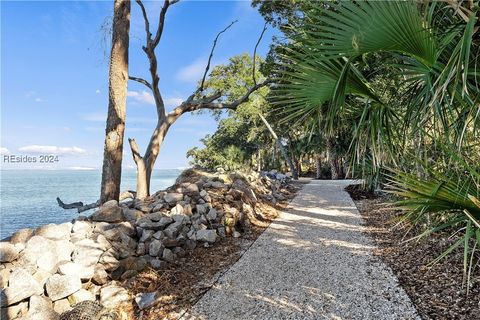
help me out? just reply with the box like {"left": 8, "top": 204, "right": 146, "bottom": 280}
{"left": 57, "top": 190, "right": 136, "bottom": 213}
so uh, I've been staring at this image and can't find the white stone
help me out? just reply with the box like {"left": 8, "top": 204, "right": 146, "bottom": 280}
{"left": 0, "top": 242, "right": 19, "bottom": 262}
{"left": 36, "top": 250, "right": 59, "bottom": 273}
{"left": 72, "top": 239, "right": 103, "bottom": 268}
{"left": 58, "top": 262, "right": 94, "bottom": 281}
{"left": 0, "top": 268, "right": 43, "bottom": 306}
{"left": 45, "top": 274, "right": 81, "bottom": 301}
{"left": 135, "top": 292, "right": 157, "bottom": 310}
{"left": 100, "top": 285, "right": 130, "bottom": 308}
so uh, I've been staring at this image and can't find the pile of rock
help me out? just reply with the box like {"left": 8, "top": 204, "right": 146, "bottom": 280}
{"left": 0, "top": 169, "right": 294, "bottom": 319}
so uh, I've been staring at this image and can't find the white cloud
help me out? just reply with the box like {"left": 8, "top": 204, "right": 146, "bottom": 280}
{"left": 0, "top": 147, "right": 10, "bottom": 155}
{"left": 127, "top": 90, "right": 155, "bottom": 105}
{"left": 176, "top": 58, "right": 207, "bottom": 83}
{"left": 68, "top": 166, "right": 96, "bottom": 171}
{"left": 18, "top": 145, "right": 87, "bottom": 155}
{"left": 35, "top": 98, "right": 44, "bottom": 102}
{"left": 164, "top": 97, "right": 184, "bottom": 108}
{"left": 96, "top": 89, "right": 101, "bottom": 94}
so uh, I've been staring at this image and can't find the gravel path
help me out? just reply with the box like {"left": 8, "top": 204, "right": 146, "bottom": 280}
{"left": 183, "top": 180, "right": 419, "bottom": 320}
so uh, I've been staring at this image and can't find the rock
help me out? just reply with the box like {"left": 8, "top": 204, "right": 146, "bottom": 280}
{"left": 92, "top": 267, "right": 108, "bottom": 285}
{"left": 32, "top": 269, "right": 52, "bottom": 287}
{"left": 1, "top": 301, "right": 28, "bottom": 320}
{"left": 53, "top": 298, "right": 71, "bottom": 314}
{"left": 196, "top": 204, "right": 208, "bottom": 215}
{"left": 183, "top": 204, "right": 193, "bottom": 216}
{"left": 98, "top": 250, "right": 119, "bottom": 272}
{"left": 123, "top": 208, "right": 143, "bottom": 222}
{"left": 206, "top": 208, "right": 217, "bottom": 221}
{"left": 135, "top": 292, "right": 157, "bottom": 310}
{"left": 0, "top": 242, "right": 19, "bottom": 262}
{"left": 233, "top": 230, "right": 241, "bottom": 238}
{"left": 210, "top": 181, "right": 226, "bottom": 189}
{"left": 71, "top": 220, "right": 92, "bottom": 242}
{"left": 54, "top": 240, "right": 74, "bottom": 262}
{"left": 10, "top": 228, "right": 34, "bottom": 245}
{"left": 151, "top": 203, "right": 164, "bottom": 212}
{"left": 136, "top": 242, "right": 146, "bottom": 256}
{"left": 173, "top": 247, "right": 186, "bottom": 258}
{"left": 94, "top": 234, "right": 111, "bottom": 251}
{"left": 72, "top": 239, "right": 103, "bottom": 268}
{"left": 68, "top": 289, "right": 94, "bottom": 305}
{"left": 159, "top": 216, "right": 174, "bottom": 227}
{"left": 162, "top": 248, "right": 175, "bottom": 262}
{"left": 149, "top": 258, "right": 164, "bottom": 269}
{"left": 0, "top": 269, "right": 9, "bottom": 288}
{"left": 185, "top": 239, "right": 197, "bottom": 250}
{"left": 1, "top": 268, "right": 43, "bottom": 306}
{"left": 91, "top": 204, "right": 124, "bottom": 223}
{"left": 35, "top": 223, "right": 72, "bottom": 241}
{"left": 45, "top": 274, "right": 82, "bottom": 301}
{"left": 24, "top": 236, "right": 56, "bottom": 263}
{"left": 36, "top": 250, "right": 59, "bottom": 273}
{"left": 181, "top": 183, "right": 199, "bottom": 195}
{"left": 140, "top": 229, "right": 154, "bottom": 242}
{"left": 196, "top": 229, "right": 217, "bottom": 243}
{"left": 120, "top": 270, "right": 138, "bottom": 280}
{"left": 152, "top": 231, "right": 164, "bottom": 240}
{"left": 58, "top": 262, "right": 94, "bottom": 281}
{"left": 164, "top": 193, "right": 183, "bottom": 205}
{"left": 149, "top": 240, "right": 164, "bottom": 257}
{"left": 199, "top": 190, "right": 208, "bottom": 198}
{"left": 100, "top": 285, "right": 130, "bottom": 308}
{"left": 29, "top": 295, "right": 53, "bottom": 315}
{"left": 170, "top": 204, "right": 184, "bottom": 216}
{"left": 93, "top": 222, "right": 114, "bottom": 234}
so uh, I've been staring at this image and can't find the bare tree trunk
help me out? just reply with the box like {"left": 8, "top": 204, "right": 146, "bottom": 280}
{"left": 100, "top": 0, "right": 130, "bottom": 204}
{"left": 258, "top": 114, "right": 298, "bottom": 180}
{"left": 315, "top": 154, "right": 322, "bottom": 179}
{"left": 326, "top": 138, "right": 340, "bottom": 180}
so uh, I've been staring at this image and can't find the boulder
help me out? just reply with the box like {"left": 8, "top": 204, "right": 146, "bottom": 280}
{"left": 98, "top": 250, "right": 119, "bottom": 272}
{"left": 163, "top": 193, "right": 183, "bottom": 205}
{"left": 53, "top": 298, "right": 71, "bottom": 314}
{"left": 36, "top": 250, "right": 59, "bottom": 273}
{"left": 140, "top": 229, "right": 154, "bottom": 242}
{"left": 91, "top": 204, "right": 124, "bottom": 223}
{"left": 28, "top": 294, "right": 53, "bottom": 315}
{"left": 1, "top": 301, "right": 28, "bottom": 320}
{"left": 0, "top": 269, "right": 10, "bottom": 288}
{"left": 45, "top": 274, "right": 82, "bottom": 301}
{"left": 32, "top": 269, "right": 52, "bottom": 287}
{"left": 149, "top": 240, "right": 164, "bottom": 257}
{"left": 0, "top": 268, "right": 43, "bottom": 306}
{"left": 0, "top": 242, "right": 19, "bottom": 262}
{"left": 35, "top": 223, "right": 72, "bottom": 241}
{"left": 58, "top": 262, "right": 94, "bottom": 281}
{"left": 68, "top": 289, "right": 94, "bottom": 305}
{"left": 100, "top": 285, "right": 130, "bottom": 308}
{"left": 206, "top": 208, "right": 217, "bottom": 221}
{"left": 54, "top": 239, "right": 74, "bottom": 262}
{"left": 71, "top": 220, "right": 92, "bottom": 242}
{"left": 92, "top": 267, "right": 108, "bottom": 285}
{"left": 170, "top": 204, "right": 184, "bottom": 216}
{"left": 72, "top": 239, "right": 103, "bottom": 268}
{"left": 24, "top": 236, "right": 56, "bottom": 262}
{"left": 10, "top": 228, "right": 34, "bottom": 245}
{"left": 162, "top": 248, "right": 175, "bottom": 262}
{"left": 196, "top": 229, "right": 217, "bottom": 243}
{"left": 135, "top": 292, "right": 157, "bottom": 310}
{"left": 123, "top": 208, "right": 143, "bottom": 222}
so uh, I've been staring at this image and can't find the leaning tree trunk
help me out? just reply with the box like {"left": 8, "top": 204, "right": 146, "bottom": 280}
{"left": 258, "top": 114, "right": 298, "bottom": 180}
{"left": 100, "top": 0, "right": 131, "bottom": 204}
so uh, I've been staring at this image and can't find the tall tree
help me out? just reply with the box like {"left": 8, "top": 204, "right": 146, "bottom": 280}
{"left": 128, "top": 0, "right": 269, "bottom": 200}
{"left": 100, "top": 0, "right": 131, "bottom": 203}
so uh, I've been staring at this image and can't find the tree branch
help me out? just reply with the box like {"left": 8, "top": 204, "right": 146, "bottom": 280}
{"left": 199, "top": 20, "right": 238, "bottom": 92}
{"left": 136, "top": 0, "right": 151, "bottom": 42}
{"left": 253, "top": 22, "right": 268, "bottom": 86}
{"left": 152, "top": 0, "right": 178, "bottom": 48}
{"left": 129, "top": 76, "right": 152, "bottom": 90}
{"left": 128, "top": 138, "right": 143, "bottom": 164}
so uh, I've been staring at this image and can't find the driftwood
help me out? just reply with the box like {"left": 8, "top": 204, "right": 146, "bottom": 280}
{"left": 57, "top": 190, "right": 136, "bottom": 213}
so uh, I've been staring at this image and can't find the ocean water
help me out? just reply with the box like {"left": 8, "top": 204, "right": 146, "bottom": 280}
{"left": 0, "top": 169, "right": 182, "bottom": 239}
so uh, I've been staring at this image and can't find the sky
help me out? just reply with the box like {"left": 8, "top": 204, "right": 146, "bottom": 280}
{"left": 0, "top": 0, "right": 276, "bottom": 170}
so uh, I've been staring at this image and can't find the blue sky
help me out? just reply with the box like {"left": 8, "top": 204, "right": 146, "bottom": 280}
{"left": 1, "top": 0, "right": 275, "bottom": 170}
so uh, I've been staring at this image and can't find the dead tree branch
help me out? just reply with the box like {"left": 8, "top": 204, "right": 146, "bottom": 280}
{"left": 253, "top": 22, "right": 267, "bottom": 86}
{"left": 129, "top": 76, "right": 152, "bottom": 89}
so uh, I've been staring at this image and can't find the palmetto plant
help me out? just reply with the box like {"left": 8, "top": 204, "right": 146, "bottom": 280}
{"left": 272, "top": 0, "right": 480, "bottom": 282}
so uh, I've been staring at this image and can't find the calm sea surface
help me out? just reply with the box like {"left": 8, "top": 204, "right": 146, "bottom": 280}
{"left": 0, "top": 169, "right": 181, "bottom": 239}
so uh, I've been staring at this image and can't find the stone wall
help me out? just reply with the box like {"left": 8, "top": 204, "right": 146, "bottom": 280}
{"left": 0, "top": 169, "right": 293, "bottom": 319}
